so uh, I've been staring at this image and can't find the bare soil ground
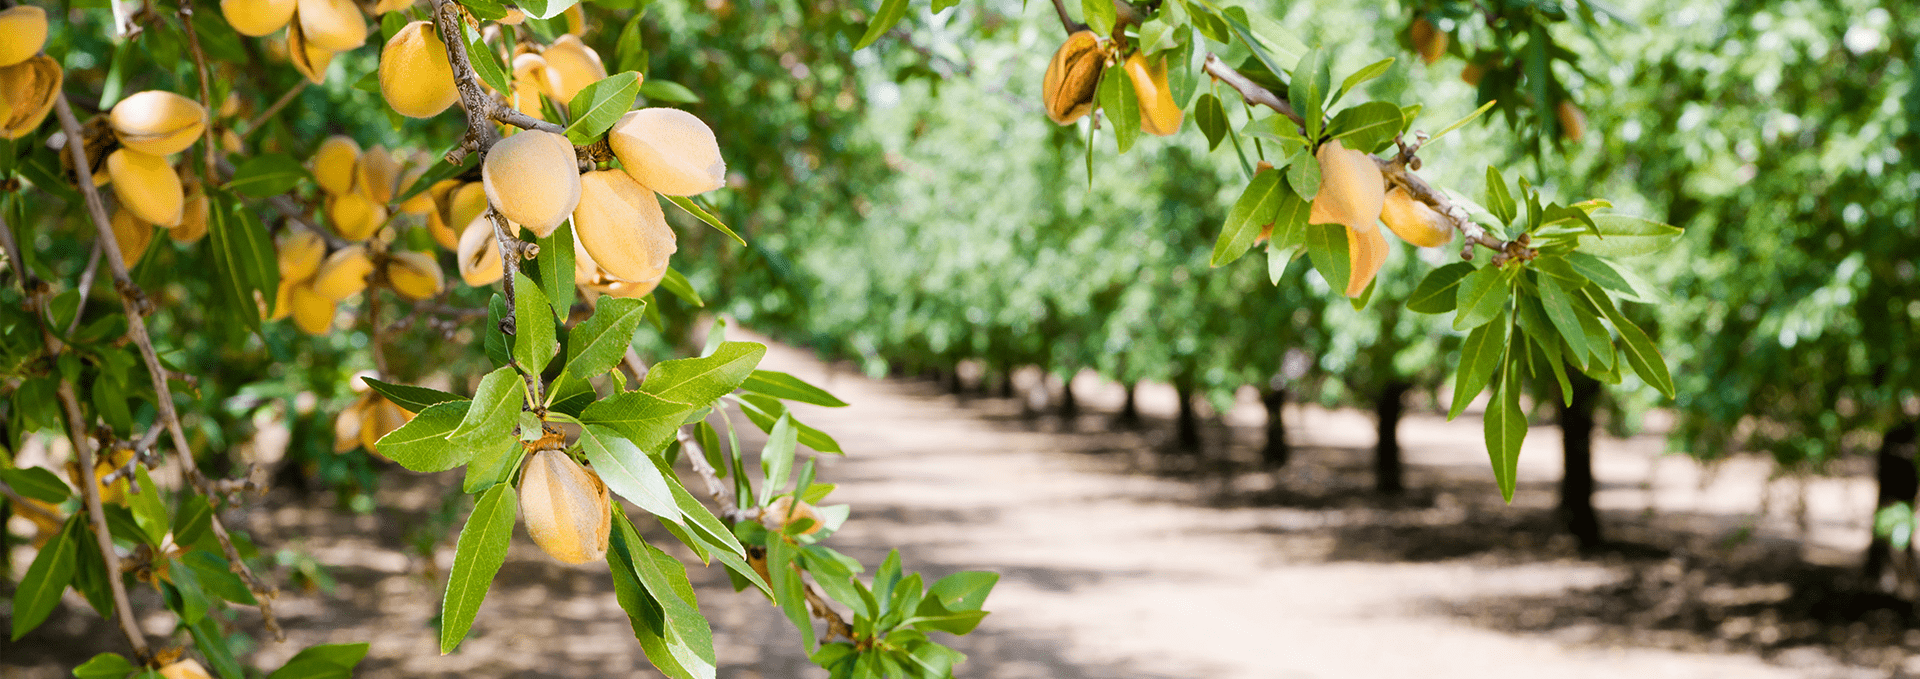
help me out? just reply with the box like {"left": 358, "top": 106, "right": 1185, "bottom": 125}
{"left": 6, "top": 335, "right": 1920, "bottom": 678}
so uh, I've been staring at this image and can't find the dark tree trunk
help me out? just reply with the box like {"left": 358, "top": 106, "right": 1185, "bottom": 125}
{"left": 997, "top": 364, "right": 1015, "bottom": 399}
{"left": 1174, "top": 377, "right": 1201, "bottom": 451}
{"left": 1115, "top": 382, "right": 1141, "bottom": 427}
{"left": 1058, "top": 375, "right": 1078, "bottom": 419}
{"left": 1866, "top": 420, "right": 1918, "bottom": 585}
{"left": 1374, "top": 381, "right": 1409, "bottom": 495}
{"left": 945, "top": 368, "right": 964, "bottom": 394}
{"left": 1261, "top": 387, "right": 1290, "bottom": 468}
{"left": 1557, "top": 371, "right": 1604, "bottom": 551}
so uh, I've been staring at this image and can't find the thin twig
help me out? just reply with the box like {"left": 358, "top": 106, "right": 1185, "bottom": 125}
{"left": 429, "top": 0, "right": 561, "bottom": 164}
{"left": 239, "top": 81, "right": 307, "bottom": 142}
{"left": 54, "top": 380, "right": 151, "bottom": 662}
{"left": 174, "top": 0, "right": 219, "bottom": 181}
{"left": 0, "top": 209, "right": 30, "bottom": 292}
{"left": 67, "top": 243, "right": 103, "bottom": 337}
{"left": 53, "top": 92, "right": 284, "bottom": 640}
{"left": 0, "top": 478, "right": 63, "bottom": 525}
{"left": 1049, "top": 0, "right": 1086, "bottom": 34}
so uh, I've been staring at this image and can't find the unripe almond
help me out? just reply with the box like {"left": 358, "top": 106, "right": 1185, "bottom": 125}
{"left": 110, "top": 208, "right": 155, "bottom": 269}
{"left": 510, "top": 53, "right": 549, "bottom": 121}
{"left": 596, "top": 275, "right": 661, "bottom": 299}
{"left": 445, "top": 181, "right": 489, "bottom": 237}
{"left": 1041, "top": 30, "right": 1103, "bottom": 125}
{"left": 267, "top": 278, "right": 296, "bottom": 321}
{"left": 1124, "top": 53, "right": 1181, "bottom": 137}
{"left": 608, "top": 108, "right": 725, "bottom": 196}
{"left": 481, "top": 130, "right": 580, "bottom": 236}
{"left": 109, "top": 91, "right": 206, "bottom": 158}
{"left": 158, "top": 659, "right": 213, "bottom": 679}
{"left": 311, "top": 244, "right": 374, "bottom": 300}
{"left": 1557, "top": 101, "right": 1586, "bottom": 143}
{"left": 170, "top": 182, "right": 210, "bottom": 243}
{"left": 296, "top": 0, "right": 367, "bottom": 52}
{"left": 327, "top": 191, "right": 387, "bottom": 242}
{"left": 370, "top": 0, "right": 412, "bottom": 14}
{"left": 562, "top": 4, "right": 585, "bottom": 36}
{"left": 498, "top": 7, "right": 526, "bottom": 24}
{"left": 1379, "top": 186, "right": 1451, "bottom": 248}
{"left": 457, "top": 214, "right": 503, "bottom": 286}
{"left": 354, "top": 145, "right": 400, "bottom": 205}
{"left": 288, "top": 281, "right": 336, "bottom": 334}
{"left": 278, "top": 229, "right": 327, "bottom": 282}
{"left": 573, "top": 170, "right": 674, "bottom": 284}
{"left": 0, "top": 6, "right": 49, "bottom": 68}
{"left": 333, "top": 393, "right": 368, "bottom": 452}
{"left": 1410, "top": 18, "right": 1447, "bottom": 65}
{"left": 1306, "top": 140, "right": 1388, "bottom": 297}
{"left": 0, "top": 55, "right": 61, "bottom": 140}
{"left": 220, "top": 0, "right": 297, "bottom": 37}
{"left": 286, "top": 21, "right": 335, "bottom": 84}
{"left": 385, "top": 250, "right": 444, "bottom": 299}
{"left": 312, "top": 135, "right": 360, "bottom": 196}
{"left": 105, "top": 148, "right": 185, "bottom": 227}
{"left": 379, "top": 21, "right": 459, "bottom": 118}
{"left": 539, "top": 34, "right": 605, "bottom": 103}
{"left": 760, "top": 496, "right": 824, "bottom": 535}
{"left": 519, "top": 449, "right": 611, "bottom": 565}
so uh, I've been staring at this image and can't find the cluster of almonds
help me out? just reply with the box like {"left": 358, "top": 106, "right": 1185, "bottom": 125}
{"left": 99, "top": 91, "right": 215, "bottom": 266}
{"left": 0, "top": 5, "right": 59, "bottom": 139}
{"left": 1291, "top": 140, "right": 1453, "bottom": 297}
{"left": 220, "top": 0, "right": 371, "bottom": 83}
{"left": 1040, "top": 31, "right": 1183, "bottom": 136}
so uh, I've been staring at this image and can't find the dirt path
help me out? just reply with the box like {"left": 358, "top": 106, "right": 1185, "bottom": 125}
{"left": 6, "top": 335, "right": 1915, "bottom": 678}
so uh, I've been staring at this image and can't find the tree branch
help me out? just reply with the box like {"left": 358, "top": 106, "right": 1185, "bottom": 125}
{"left": 53, "top": 92, "right": 285, "bottom": 641}
{"left": 1049, "top": 0, "right": 1085, "bottom": 34}
{"left": 54, "top": 379, "right": 152, "bottom": 662}
{"left": 174, "top": 0, "right": 219, "bottom": 182}
{"left": 239, "top": 81, "right": 307, "bottom": 142}
{"left": 428, "top": 0, "right": 561, "bottom": 165}
{"left": 1199, "top": 52, "right": 1532, "bottom": 264}
{"left": 0, "top": 209, "right": 30, "bottom": 292}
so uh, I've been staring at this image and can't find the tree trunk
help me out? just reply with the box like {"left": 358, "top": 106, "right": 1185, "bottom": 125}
{"left": 1058, "top": 374, "right": 1078, "bottom": 422}
{"left": 1557, "top": 371, "right": 1604, "bottom": 551}
{"left": 1374, "top": 381, "right": 1409, "bottom": 495}
{"left": 997, "top": 364, "right": 1015, "bottom": 399}
{"left": 1866, "top": 420, "right": 1918, "bottom": 585}
{"left": 1115, "top": 382, "right": 1141, "bottom": 428}
{"left": 1175, "top": 377, "right": 1201, "bottom": 451}
{"left": 1261, "top": 386, "right": 1290, "bottom": 468}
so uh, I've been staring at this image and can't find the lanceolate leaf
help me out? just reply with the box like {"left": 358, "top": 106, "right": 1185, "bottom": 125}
{"left": 1484, "top": 359, "right": 1526, "bottom": 504}
{"left": 265, "top": 643, "right": 371, "bottom": 679}
{"left": 665, "top": 195, "right": 745, "bottom": 247}
{"left": 1586, "top": 285, "right": 1676, "bottom": 398}
{"left": 564, "top": 296, "right": 649, "bottom": 382}
{"left": 581, "top": 390, "right": 691, "bottom": 451}
{"left": 612, "top": 513, "right": 719, "bottom": 679}
{"left": 1097, "top": 67, "right": 1141, "bottom": 154}
{"left": 737, "top": 394, "right": 843, "bottom": 454}
{"left": 767, "top": 536, "right": 815, "bottom": 653}
{"left": 361, "top": 378, "right": 465, "bottom": 413}
{"left": 1406, "top": 262, "right": 1474, "bottom": 314}
{"left": 377, "top": 400, "right": 478, "bottom": 472}
{"left": 742, "top": 370, "right": 848, "bottom": 407}
{"left": 1194, "top": 93, "right": 1228, "bottom": 151}
{"left": 1448, "top": 317, "right": 1507, "bottom": 420}
{"left": 512, "top": 272, "right": 559, "bottom": 371}
{"left": 1268, "top": 181, "right": 1312, "bottom": 253}
{"left": 11, "top": 515, "right": 76, "bottom": 641}
{"left": 1453, "top": 265, "right": 1511, "bottom": 331}
{"left": 535, "top": 221, "right": 577, "bottom": 314}
{"left": 642, "top": 341, "right": 766, "bottom": 407}
{"left": 1213, "top": 169, "right": 1284, "bottom": 267}
{"left": 1535, "top": 276, "right": 1591, "bottom": 365}
{"left": 1326, "top": 101, "right": 1403, "bottom": 155}
{"left": 1303, "top": 223, "right": 1351, "bottom": 294}
{"left": 564, "top": 72, "right": 642, "bottom": 145}
{"left": 1576, "top": 215, "right": 1686, "bottom": 258}
{"left": 450, "top": 366, "right": 526, "bottom": 444}
{"left": 854, "top": 0, "right": 910, "bottom": 50}
{"left": 580, "top": 424, "right": 682, "bottom": 523}
{"left": 441, "top": 484, "right": 517, "bottom": 654}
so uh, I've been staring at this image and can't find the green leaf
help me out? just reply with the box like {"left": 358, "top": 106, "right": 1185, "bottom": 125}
{"left": 0, "top": 466, "right": 69, "bottom": 502}
{"left": 516, "top": 0, "right": 575, "bottom": 20}
{"left": 643, "top": 341, "right": 765, "bottom": 407}
{"left": 1535, "top": 276, "right": 1591, "bottom": 368}
{"left": 1326, "top": 101, "right": 1404, "bottom": 155}
{"left": 1267, "top": 180, "right": 1311, "bottom": 253}
{"left": 564, "top": 72, "right": 642, "bottom": 145}
{"left": 1212, "top": 169, "right": 1284, "bottom": 267}
{"left": 1194, "top": 93, "right": 1228, "bottom": 151}
{"left": 512, "top": 272, "right": 558, "bottom": 371}
{"left": 183, "top": 549, "right": 256, "bottom": 605}
{"left": 1303, "top": 223, "right": 1351, "bottom": 294}
{"left": 1448, "top": 318, "right": 1507, "bottom": 420}
{"left": 1426, "top": 99, "right": 1496, "bottom": 145}
{"left": 1484, "top": 166, "right": 1517, "bottom": 227}
{"left": 657, "top": 266, "right": 704, "bottom": 307}
{"left": 767, "top": 536, "right": 815, "bottom": 652}
{"left": 450, "top": 366, "right": 526, "bottom": 443}
{"left": 462, "top": 24, "right": 512, "bottom": 95}
{"left": 1484, "top": 359, "right": 1526, "bottom": 504}
{"left": 455, "top": 0, "right": 508, "bottom": 20}
{"left": 226, "top": 154, "right": 308, "bottom": 198}
{"left": 11, "top": 515, "right": 75, "bottom": 640}
{"left": 72, "top": 653, "right": 136, "bottom": 679}
{"left": 580, "top": 424, "right": 682, "bottom": 522}
{"left": 361, "top": 377, "right": 465, "bottom": 413}
{"left": 608, "top": 522, "right": 699, "bottom": 679}
{"left": 376, "top": 400, "right": 480, "bottom": 472}
{"left": 1406, "top": 262, "right": 1474, "bottom": 313}
{"left": 855, "top": 0, "right": 910, "bottom": 49}
{"left": 1588, "top": 287, "right": 1675, "bottom": 398}
{"left": 761, "top": 413, "right": 799, "bottom": 498}
{"left": 581, "top": 390, "right": 691, "bottom": 452}
{"left": 664, "top": 195, "right": 745, "bottom": 248}
{"left": 207, "top": 194, "right": 276, "bottom": 331}
{"left": 1286, "top": 147, "right": 1319, "bottom": 202}
{"left": 743, "top": 370, "right": 847, "bottom": 407}
{"left": 461, "top": 436, "right": 522, "bottom": 494}
{"left": 130, "top": 466, "right": 168, "bottom": 546}
{"left": 659, "top": 462, "right": 747, "bottom": 560}
{"left": 1452, "top": 265, "right": 1511, "bottom": 331}
{"left": 610, "top": 513, "right": 718, "bottom": 679}
{"left": 535, "top": 220, "right": 577, "bottom": 313}
{"left": 1097, "top": 66, "right": 1140, "bottom": 154}
{"left": 184, "top": 611, "right": 243, "bottom": 679}
{"left": 1576, "top": 215, "right": 1685, "bottom": 258}
{"left": 640, "top": 79, "right": 700, "bottom": 104}
{"left": 1332, "top": 57, "right": 1395, "bottom": 107}
{"left": 266, "top": 643, "right": 371, "bottom": 679}
{"left": 1288, "top": 48, "right": 1329, "bottom": 139}
{"left": 1081, "top": 0, "right": 1116, "bottom": 34}
{"left": 737, "top": 394, "right": 843, "bottom": 454}
{"left": 564, "top": 297, "right": 646, "bottom": 383}
{"left": 441, "top": 483, "right": 516, "bottom": 654}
